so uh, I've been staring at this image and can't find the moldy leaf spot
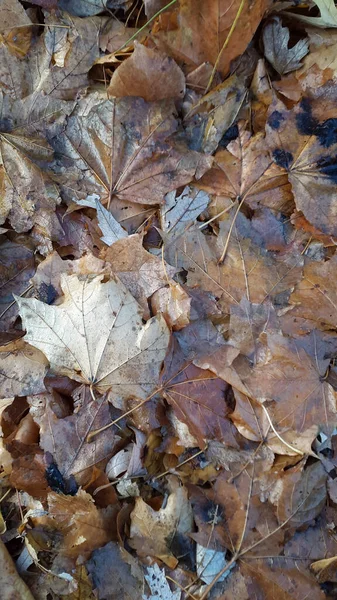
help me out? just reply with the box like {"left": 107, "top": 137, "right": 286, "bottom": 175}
{"left": 272, "top": 148, "right": 293, "bottom": 169}
{"left": 317, "top": 155, "right": 337, "bottom": 183}
{"left": 316, "top": 118, "right": 337, "bottom": 148}
{"left": 219, "top": 123, "right": 239, "bottom": 148}
{"left": 296, "top": 98, "right": 319, "bottom": 136}
{"left": 38, "top": 283, "right": 57, "bottom": 304}
{"left": 268, "top": 110, "right": 284, "bottom": 130}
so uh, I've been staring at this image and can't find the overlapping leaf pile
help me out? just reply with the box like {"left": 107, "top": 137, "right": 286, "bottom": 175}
{"left": 3, "top": 0, "right": 337, "bottom": 598}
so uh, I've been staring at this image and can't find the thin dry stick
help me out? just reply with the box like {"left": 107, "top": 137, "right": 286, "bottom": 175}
{"left": 261, "top": 404, "right": 304, "bottom": 457}
{"left": 218, "top": 195, "right": 245, "bottom": 263}
{"left": 205, "top": 0, "right": 246, "bottom": 94}
{"left": 153, "top": 446, "right": 206, "bottom": 480}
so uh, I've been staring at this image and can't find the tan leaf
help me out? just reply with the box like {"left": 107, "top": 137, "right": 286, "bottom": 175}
{"left": 102, "top": 234, "right": 176, "bottom": 318}
{"left": 0, "top": 339, "right": 47, "bottom": 398}
{"left": 129, "top": 478, "right": 193, "bottom": 567}
{"left": 16, "top": 273, "right": 170, "bottom": 397}
{"left": 151, "top": 284, "right": 191, "bottom": 331}
{"left": 0, "top": 539, "right": 35, "bottom": 600}
{"left": 108, "top": 41, "right": 185, "bottom": 102}
{"left": 311, "top": 556, "right": 337, "bottom": 583}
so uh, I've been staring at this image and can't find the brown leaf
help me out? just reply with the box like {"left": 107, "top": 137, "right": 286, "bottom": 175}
{"left": 46, "top": 489, "right": 118, "bottom": 557}
{"left": 39, "top": 395, "right": 121, "bottom": 483}
{"left": 152, "top": 0, "right": 269, "bottom": 77}
{"left": 50, "top": 96, "right": 212, "bottom": 206}
{"left": 198, "top": 122, "right": 293, "bottom": 213}
{"left": 233, "top": 333, "right": 337, "bottom": 438}
{"left": 276, "top": 461, "right": 327, "bottom": 529}
{"left": 265, "top": 94, "right": 337, "bottom": 236}
{"left": 0, "top": 93, "right": 72, "bottom": 232}
{"left": 289, "top": 255, "right": 337, "bottom": 331}
{"left": 86, "top": 542, "right": 144, "bottom": 599}
{"left": 108, "top": 41, "right": 185, "bottom": 102}
{"left": 0, "top": 239, "right": 35, "bottom": 332}
{"left": 162, "top": 345, "right": 238, "bottom": 448}
{"left": 165, "top": 214, "right": 302, "bottom": 314}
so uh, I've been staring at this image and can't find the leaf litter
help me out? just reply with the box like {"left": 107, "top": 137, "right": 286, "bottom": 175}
{"left": 3, "top": 1, "right": 337, "bottom": 599}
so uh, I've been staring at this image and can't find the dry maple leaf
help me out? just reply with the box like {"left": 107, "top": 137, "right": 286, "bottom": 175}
{"left": 265, "top": 94, "right": 337, "bottom": 236}
{"left": 263, "top": 17, "right": 309, "bottom": 75}
{"left": 50, "top": 96, "right": 212, "bottom": 206}
{"left": 289, "top": 254, "right": 337, "bottom": 332}
{"left": 165, "top": 214, "right": 303, "bottom": 314}
{"left": 45, "top": 489, "right": 118, "bottom": 557}
{"left": 107, "top": 41, "right": 185, "bottom": 102}
{"left": 198, "top": 121, "right": 293, "bottom": 213}
{"left": 152, "top": 0, "right": 269, "bottom": 77}
{"left": 0, "top": 11, "right": 100, "bottom": 100}
{"left": 16, "top": 274, "right": 170, "bottom": 398}
{"left": 0, "top": 92, "right": 72, "bottom": 232}
{"left": 233, "top": 332, "right": 337, "bottom": 439}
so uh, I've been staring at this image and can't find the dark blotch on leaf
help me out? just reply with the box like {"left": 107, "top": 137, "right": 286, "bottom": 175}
{"left": 46, "top": 463, "right": 67, "bottom": 494}
{"left": 268, "top": 110, "right": 284, "bottom": 130}
{"left": 316, "top": 118, "right": 337, "bottom": 148}
{"left": 219, "top": 123, "right": 239, "bottom": 148}
{"left": 296, "top": 98, "right": 319, "bottom": 136}
{"left": 38, "top": 282, "right": 57, "bottom": 305}
{"left": 272, "top": 148, "right": 293, "bottom": 169}
{"left": 317, "top": 155, "right": 337, "bottom": 183}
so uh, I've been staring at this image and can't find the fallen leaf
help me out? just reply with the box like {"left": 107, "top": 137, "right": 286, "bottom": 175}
{"left": 86, "top": 542, "right": 144, "bottom": 599}
{"left": 77, "top": 195, "right": 128, "bottom": 246}
{"left": 151, "top": 284, "right": 191, "bottom": 331}
{"left": 161, "top": 186, "right": 210, "bottom": 241}
{"left": 285, "top": 0, "right": 337, "bottom": 28}
{"left": 0, "top": 539, "right": 35, "bottom": 600}
{"left": 129, "top": 478, "right": 193, "bottom": 567}
{"left": 45, "top": 489, "right": 118, "bottom": 558}
{"left": 17, "top": 273, "right": 170, "bottom": 398}
{"left": 50, "top": 96, "right": 212, "bottom": 206}
{"left": 108, "top": 41, "right": 185, "bottom": 102}
{"left": 0, "top": 239, "right": 35, "bottom": 332}
{"left": 102, "top": 233, "right": 176, "bottom": 318}
{"left": 0, "top": 339, "right": 47, "bottom": 398}
{"left": 144, "top": 563, "right": 181, "bottom": 600}
{"left": 266, "top": 94, "right": 337, "bottom": 236}
{"left": 263, "top": 17, "right": 309, "bottom": 75}
{"left": 38, "top": 394, "right": 121, "bottom": 483}
{"left": 152, "top": 0, "right": 269, "bottom": 77}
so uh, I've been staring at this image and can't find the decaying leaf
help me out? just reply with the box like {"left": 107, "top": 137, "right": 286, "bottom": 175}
{"left": 263, "top": 17, "right": 309, "bottom": 75}
{"left": 86, "top": 542, "right": 144, "bottom": 599}
{"left": 50, "top": 96, "right": 212, "bottom": 206}
{"left": 129, "top": 478, "right": 193, "bottom": 567}
{"left": 143, "top": 563, "right": 181, "bottom": 600}
{"left": 0, "top": 339, "right": 47, "bottom": 398}
{"left": 0, "top": 539, "right": 35, "bottom": 600}
{"left": 108, "top": 41, "right": 185, "bottom": 102}
{"left": 16, "top": 273, "right": 170, "bottom": 397}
